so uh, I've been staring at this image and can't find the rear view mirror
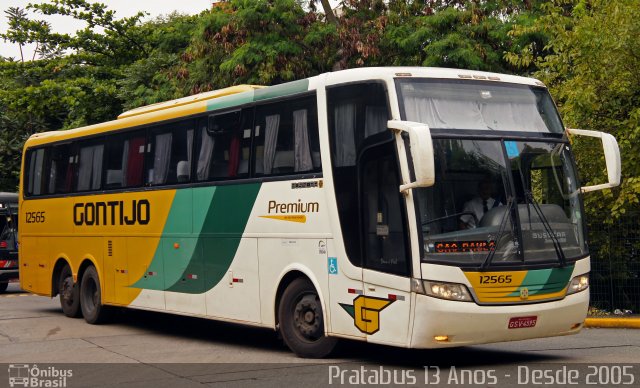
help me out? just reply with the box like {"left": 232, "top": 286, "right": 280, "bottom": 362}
{"left": 387, "top": 120, "right": 435, "bottom": 192}
{"left": 566, "top": 128, "right": 621, "bottom": 193}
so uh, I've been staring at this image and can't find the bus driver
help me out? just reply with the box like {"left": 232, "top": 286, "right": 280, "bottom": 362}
{"left": 459, "top": 179, "right": 501, "bottom": 229}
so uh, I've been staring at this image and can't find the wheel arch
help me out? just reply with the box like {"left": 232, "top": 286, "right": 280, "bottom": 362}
{"left": 77, "top": 255, "right": 102, "bottom": 292}
{"left": 51, "top": 256, "right": 72, "bottom": 297}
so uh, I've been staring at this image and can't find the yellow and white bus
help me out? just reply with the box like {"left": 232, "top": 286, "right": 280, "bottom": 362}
{"left": 19, "top": 67, "right": 621, "bottom": 357}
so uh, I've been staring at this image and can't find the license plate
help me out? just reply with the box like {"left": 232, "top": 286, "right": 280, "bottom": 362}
{"left": 508, "top": 316, "right": 537, "bottom": 329}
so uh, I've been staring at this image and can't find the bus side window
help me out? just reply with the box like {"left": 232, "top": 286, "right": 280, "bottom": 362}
{"left": 26, "top": 148, "right": 46, "bottom": 197}
{"left": 253, "top": 95, "right": 320, "bottom": 176}
{"left": 103, "top": 130, "right": 146, "bottom": 189}
{"left": 75, "top": 140, "right": 104, "bottom": 192}
{"left": 196, "top": 110, "right": 250, "bottom": 181}
{"left": 145, "top": 121, "right": 194, "bottom": 186}
{"left": 46, "top": 143, "right": 75, "bottom": 194}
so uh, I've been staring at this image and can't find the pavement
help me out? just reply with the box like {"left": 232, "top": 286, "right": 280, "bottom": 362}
{"left": 1, "top": 282, "right": 639, "bottom": 387}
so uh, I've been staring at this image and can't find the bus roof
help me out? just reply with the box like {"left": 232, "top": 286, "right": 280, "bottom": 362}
{"left": 117, "top": 85, "right": 264, "bottom": 119}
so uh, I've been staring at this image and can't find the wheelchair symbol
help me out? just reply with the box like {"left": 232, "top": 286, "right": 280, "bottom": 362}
{"left": 328, "top": 257, "right": 338, "bottom": 275}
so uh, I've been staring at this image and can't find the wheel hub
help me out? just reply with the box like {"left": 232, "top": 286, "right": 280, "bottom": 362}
{"left": 293, "top": 295, "right": 322, "bottom": 340}
{"left": 61, "top": 278, "right": 74, "bottom": 304}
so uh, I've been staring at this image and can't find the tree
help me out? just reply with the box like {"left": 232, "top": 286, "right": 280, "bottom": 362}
{"left": 507, "top": 0, "right": 640, "bottom": 220}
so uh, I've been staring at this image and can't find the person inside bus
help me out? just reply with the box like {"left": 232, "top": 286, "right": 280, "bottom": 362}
{"left": 459, "top": 179, "right": 502, "bottom": 229}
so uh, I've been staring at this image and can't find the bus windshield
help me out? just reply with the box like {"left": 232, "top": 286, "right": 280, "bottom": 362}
{"left": 396, "top": 78, "right": 564, "bottom": 134}
{"left": 415, "top": 139, "right": 587, "bottom": 267}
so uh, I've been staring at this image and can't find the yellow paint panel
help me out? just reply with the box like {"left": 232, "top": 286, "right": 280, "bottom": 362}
{"left": 465, "top": 271, "right": 528, "bottom": 297}
{"left": 465, "top": 270, "right": 568, "bottom": 303}
{"left": 20, "top": 190, "right": 176, "bottom": 305}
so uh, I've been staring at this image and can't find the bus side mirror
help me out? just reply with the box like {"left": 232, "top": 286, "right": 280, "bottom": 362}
{"left": 566, "top": 128, "right": 621, "bottom": 193}
{"left": 387, "top": 120, "right": 435, "bottom": 192}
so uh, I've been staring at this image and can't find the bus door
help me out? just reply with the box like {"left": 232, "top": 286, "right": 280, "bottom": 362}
{"left": 359, "top": 141, "right": 412, "bottom": 345}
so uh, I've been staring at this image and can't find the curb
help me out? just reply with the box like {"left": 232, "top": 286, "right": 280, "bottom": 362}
{"left": 584, "top": 317, "right": 640, "bottom": 329}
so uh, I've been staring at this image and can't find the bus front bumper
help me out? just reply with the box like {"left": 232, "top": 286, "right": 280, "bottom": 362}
{"left": 410, "top": 290, "right": 588, "bottom": 348}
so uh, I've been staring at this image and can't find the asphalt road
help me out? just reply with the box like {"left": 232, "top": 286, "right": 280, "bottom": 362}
{"left": 0, "top": 282, "right": 638, "bottom": 387}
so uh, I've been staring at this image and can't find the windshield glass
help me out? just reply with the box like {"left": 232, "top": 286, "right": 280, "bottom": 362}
{"left": 396, "top": 78, "right": 564, "bottom": 133}
{"left": 415, "top": 139, "right": 587, "bottom": 267}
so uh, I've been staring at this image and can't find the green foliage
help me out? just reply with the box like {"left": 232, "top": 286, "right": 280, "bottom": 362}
{"left": 507, "top": 0, "right": 640, "bottom": 221}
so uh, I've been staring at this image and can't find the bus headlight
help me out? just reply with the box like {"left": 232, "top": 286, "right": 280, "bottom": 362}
{"left": 566, "top": 274, "right": 589, "bottom": 295}
{"left": 423, "top": 280, "right": 473, "bottom": 302}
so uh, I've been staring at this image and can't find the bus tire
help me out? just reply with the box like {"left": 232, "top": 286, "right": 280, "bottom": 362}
{"left": 58, "top": 265, "right": 81, "bottom": 318}
{"left": 278, "top": 278, "right": 337, "bottom": 358}
{"left": 0, "top": 282, "right": 7, "bottom": 293}
{"left": 80, "top": 266, "right": 109, "bottom": 324}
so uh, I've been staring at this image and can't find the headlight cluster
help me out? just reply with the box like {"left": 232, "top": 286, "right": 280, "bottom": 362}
{"left": 423, "top": 280, "right": 473, "bottom": 302}
{"left": 566, "top": 274, "right": 589, "bottom": 295}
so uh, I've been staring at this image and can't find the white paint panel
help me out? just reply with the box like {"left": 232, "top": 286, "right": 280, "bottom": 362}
{"left": 131, "top": 289, "right": 165, "bottom": 310}
{"left": 325, "top": 238, "right": 365, "bottom": 339}
{"left": 205, "top": 238, "right": 261, "bottom": 323}
{"left": 258, "top": 238, "right": 329, "bottom": 328}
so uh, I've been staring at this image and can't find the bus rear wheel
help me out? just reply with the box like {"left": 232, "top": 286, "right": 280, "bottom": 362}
{"left": 80, "top": 266, "right": 109, "bottom": 324}
{"left": 278, "top": 278, "right": 337, "bottom": 358}
{"left": 59, "top": 265, "right": 81, "bottom": 318}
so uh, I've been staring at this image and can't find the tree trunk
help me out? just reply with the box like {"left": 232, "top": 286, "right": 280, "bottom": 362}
{"left": 320, "top": 0, "right": 338, "bottom": 25}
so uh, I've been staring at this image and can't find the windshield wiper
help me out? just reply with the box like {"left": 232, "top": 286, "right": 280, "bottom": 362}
{"left": 481, "top": 196, "right": 515, "bottom": 269}
{"left": 523, "top": 190, "right": 567, "bottom": 267}
{"left": 512, "top": 154, "right": 567, "bottom": 268}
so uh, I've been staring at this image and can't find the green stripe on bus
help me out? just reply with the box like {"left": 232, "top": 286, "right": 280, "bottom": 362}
{"left": 253, "top": 79, "right": 309, "bottom": 101}
{"left": 507, "top": 265, "right": 574, "bottom": 297}
{"left": 166, "top": 183, "right": 261, "bottom": 293}
{"left": 130, "top": 188, "right": 215, "bottom": 291}
{"left": 206, "top": 91, "right": 255, "bottom": 111}
{"left": 205, "top": 80, "right": 309, "bottom": 113}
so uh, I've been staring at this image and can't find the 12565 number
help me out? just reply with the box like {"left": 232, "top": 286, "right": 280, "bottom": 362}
{"left": 25, "top": 211, "right": 46, "bottom": 223}
{"left": 479, "top": 275, "right": 512, "bottom": 284}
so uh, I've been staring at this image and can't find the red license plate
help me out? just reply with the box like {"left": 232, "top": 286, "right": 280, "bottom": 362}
{"left": 508, "top": 316, "right": 537, "bottom": 329}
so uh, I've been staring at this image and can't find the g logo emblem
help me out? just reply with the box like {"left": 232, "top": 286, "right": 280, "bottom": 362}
{"left": 520, "top": 287, "right": 529, "bottom": 300}
{"left": 340, "top": 295, "right": 394, "bottom": 334}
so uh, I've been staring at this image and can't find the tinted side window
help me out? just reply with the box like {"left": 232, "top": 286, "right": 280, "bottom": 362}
{"left": 196, "top": 110, "right": 251, "bottom": 181}
{"left": 75, "top": 140, "right": 104, "bottom": 192}
{"left": 103, "top": 130, "right": 146, "bottom": 189}
{"left": 327, "top": 82, "right": 391, "bottom": 266}
{"left": 46, "top": 143, "right": 75, "bottom": 194}
{"left": 253, "top": 95, "right": 321, "bottom": 176}
{"left": 328, "top": 83, "right": 390, "bottom": 168}
{"left": 145, "top": 121, "right": 194, "bottom": 186}
{"left": 26, "top": 148, "right": 46, "bottom": 196}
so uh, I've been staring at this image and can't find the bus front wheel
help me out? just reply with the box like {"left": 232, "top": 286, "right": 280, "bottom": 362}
{"left": 59, "top": 265, "right": 81, "bottom": 318}
{"left": 278, "top": 278, "right": 337, "bottom": 358}
{"left": 80, "top": 266, "right": 109, "bottom": 324}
